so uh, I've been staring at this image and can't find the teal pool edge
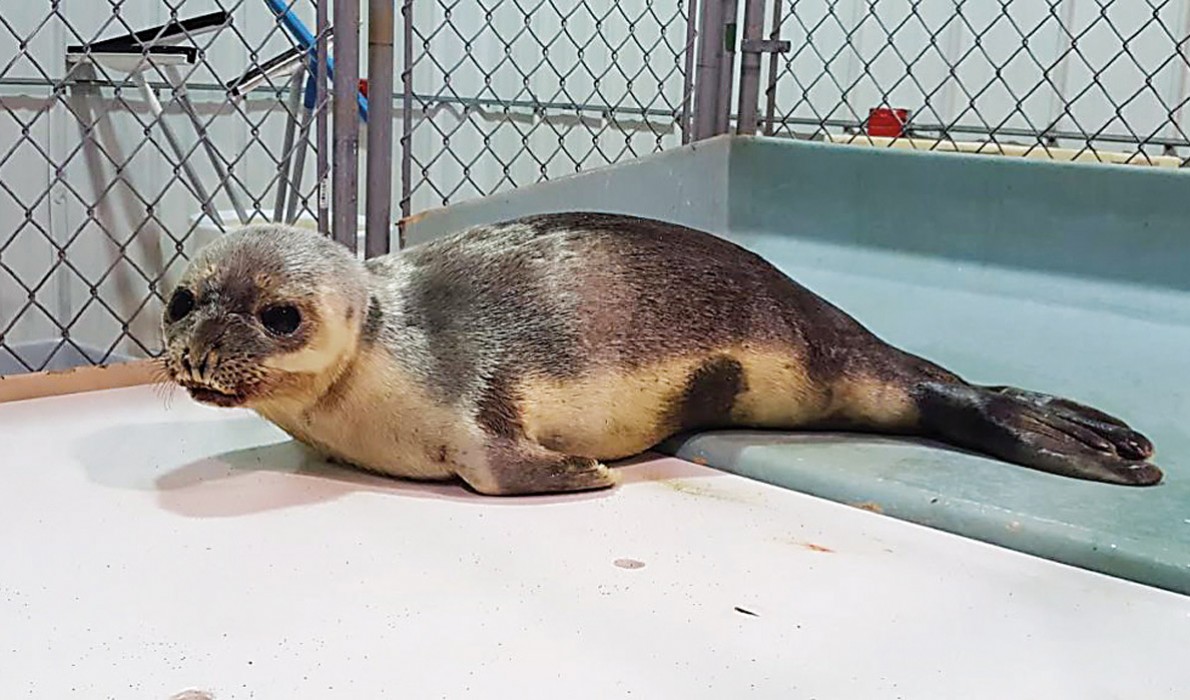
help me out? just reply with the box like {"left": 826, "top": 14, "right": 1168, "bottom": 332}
{"left": 711, "top": 136, "right": 1190, "bottom": 596}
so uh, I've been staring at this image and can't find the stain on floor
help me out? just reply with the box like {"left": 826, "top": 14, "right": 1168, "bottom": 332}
{"left": 169, "top": 691, "right": 214, "bottom": 700}
{"left": 800, "top": 542, "right": 834, "bottom": 553}
{"left": 659, "top": 479, "right": 754, "bottom": 504}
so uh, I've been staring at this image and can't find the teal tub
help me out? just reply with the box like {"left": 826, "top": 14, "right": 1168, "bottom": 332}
{"left": 400, "top": 135, "right": 1190, "bottom": 595}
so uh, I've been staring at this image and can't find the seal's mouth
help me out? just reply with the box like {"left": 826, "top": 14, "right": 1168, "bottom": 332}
{"left": 183, "top": 383, "right": 248, "bottom": 408}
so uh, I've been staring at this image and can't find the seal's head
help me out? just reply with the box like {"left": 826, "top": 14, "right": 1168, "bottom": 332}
{"left": 161, "top": 223, "right": 368, "bottom": 409}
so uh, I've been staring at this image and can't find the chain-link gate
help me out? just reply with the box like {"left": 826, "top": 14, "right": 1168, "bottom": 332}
{"left": 3, "top": 0, "right": 1190, "bottom": 381}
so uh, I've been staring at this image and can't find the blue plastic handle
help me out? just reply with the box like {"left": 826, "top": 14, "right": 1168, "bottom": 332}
{"left": 263, "top": 0, "right": 368, "bottom": 121}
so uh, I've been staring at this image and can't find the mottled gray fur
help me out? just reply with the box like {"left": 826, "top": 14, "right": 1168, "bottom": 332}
{"left": 368, "top": 213, "right": 895, "bottom": 402}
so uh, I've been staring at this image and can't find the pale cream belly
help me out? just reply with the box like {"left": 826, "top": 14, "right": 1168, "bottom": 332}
{"left": 254, "top": 348, "right": 474, "bottom": 481}
{"left": 293, "top": 418, "right": 462, "bottom": 481}
{"left": 515, "top": 346, "right": 837, "bottom": 461}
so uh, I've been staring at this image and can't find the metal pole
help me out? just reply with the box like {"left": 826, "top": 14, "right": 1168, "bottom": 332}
{"left": 735, "top": 0, "right": 764, "bottom": 135}
{"left": 680, "top": 0, "right": 699, "bottom": 143}
{"left": 1169, "top": 0, "right": 1190, "bottom": 152}
{"left": 133, "top": 71, "right": 223, "bottom": 229}
{"left": 316, "top": 0, "right": 330, "bottom": 234}
{"left": 287, "top": 68, "right": 318, "bottom": 224}
{"left": 398, "top": 0, "right": 413, "bottom": 248}
{"left": 716, "top": 0, "right": 739, "bottom": 135}
{"left": 286, "top": 109, "right": 313, "bottom": 223}
{"left": 691, "top": 0, "right": 724, "bottom": 141}
{"left": 333, "top": 0, "right": 361, "bottom": 253}
{"left": 273, "top": 66, "right": 306, "bottom": 223}
{"left": 166, "top": 66, "right": 250, "bottom": 224}
{"left": 762, "top": 0, "right": 784, "bottom": 135}
{"left": 365, "top": 0, "right": 394, "bottom": 258}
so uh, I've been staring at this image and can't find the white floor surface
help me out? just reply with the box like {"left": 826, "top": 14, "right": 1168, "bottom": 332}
{"left": 1, "top": 385, "right": 1188, "bottom": 699}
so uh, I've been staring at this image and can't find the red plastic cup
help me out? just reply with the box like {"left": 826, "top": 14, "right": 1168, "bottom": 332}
{"left": 867, "top": 107, "right": 909, "bottom": 137}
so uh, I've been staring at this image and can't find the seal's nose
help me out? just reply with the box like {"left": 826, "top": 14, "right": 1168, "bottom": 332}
{"left": 186, "top": 341, "right": 223, "bottom": 383}
{"left": 186, "top": 315, "right": 225, "bottom": 383}
{"left": 179, "top": 348, "right": 194, "bottom": 379}
{"left": 195, "top": 347, "right": 219, "bottom": 382}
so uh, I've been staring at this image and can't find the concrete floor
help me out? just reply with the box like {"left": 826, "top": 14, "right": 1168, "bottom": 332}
{"left": 2, "top": 385, "right": 1188, "bottom": 699}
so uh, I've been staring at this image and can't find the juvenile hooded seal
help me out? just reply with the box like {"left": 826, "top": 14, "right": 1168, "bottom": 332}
{"left": 160, "top": 212, "right": 1161, "bottom": 495}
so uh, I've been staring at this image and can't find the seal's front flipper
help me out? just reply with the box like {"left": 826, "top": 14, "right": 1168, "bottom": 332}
{"left": 914, "top": 382, "right": 1163, "bottom": 486}
{"left": 456, "top": 441, "right": 617, "bottom": 496}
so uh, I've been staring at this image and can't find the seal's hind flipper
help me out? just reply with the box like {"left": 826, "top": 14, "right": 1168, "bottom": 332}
{"left": 456, "top": 441, "right": 617, "bottom": 496}
{"left": 981, "top": 385, "right": 1155, "bottom": 459}
{"left": 913, "top": 382, "right": 1163, "bottom": 486}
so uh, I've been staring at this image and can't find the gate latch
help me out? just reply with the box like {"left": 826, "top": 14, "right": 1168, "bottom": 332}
{"left": 740, "top": 38, "right": 790, "bottom": 54}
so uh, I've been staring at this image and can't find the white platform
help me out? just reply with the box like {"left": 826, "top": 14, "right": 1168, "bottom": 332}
{"left": 2, "top": 385, "right": 1188, "bottom": 699}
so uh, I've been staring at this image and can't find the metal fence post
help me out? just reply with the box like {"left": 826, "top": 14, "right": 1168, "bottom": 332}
{"left": 398, "top": 0, "right": 414, "bottom": 250}
{"left": 365, "top": 0, "right": 394, "bottom": 258}
{"left": 332, "top": 0, "right": 361, "bottom": 254}
{"left": 715, "top": 0, "right": 739, "bottom": 135}
{"left": 735, "top": 0, "right": 765, "bottom": 135}
{"left": 736, "top": 0, "right": 788, "bottom": 135}
{"left": 761, "top": 0, "right": 784, "bottom": 135}
{"left": 691, "top": 0, "right": 726, "bottom": 141}
{"left": 680, "top": 0, "right": 700, "bottom": 143}
{"left": 316, "top": 0, "right": 330, "bottom": 234}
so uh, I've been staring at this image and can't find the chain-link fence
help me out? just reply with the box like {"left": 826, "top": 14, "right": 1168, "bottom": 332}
{"left": 3, "top": 0, "right": 1190, "bottom": 380}
{"left": 400, "top": 0, "right": 696, "bottom": 217}
{"left": 756, "top": 0, "right": 1190, "bottom": 167}
{"left": 0, "top": 0, "right": 696, "bottom": 377}
{"left": 0, "top": 1, "right": 337, "bottom": 375}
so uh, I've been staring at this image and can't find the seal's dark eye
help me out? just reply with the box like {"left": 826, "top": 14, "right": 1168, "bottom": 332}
{"left": 259, "top": 304, "right": 301, "bottom": 336}
{"left": 166, "top": 288, "right": 195, "bottom": 323}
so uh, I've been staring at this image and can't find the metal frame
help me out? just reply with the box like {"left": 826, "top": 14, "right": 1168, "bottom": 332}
{"left": 63, "top": 11, "right": 247, "bottom": 230}
{"left": 321, "top": 0, "right": 395, "bottom": 257}
{"left": 690, "top": 0, "right": 788, "bottom": 139}
{"left": 691, "top": 0, "right": 737, "bottom": 141}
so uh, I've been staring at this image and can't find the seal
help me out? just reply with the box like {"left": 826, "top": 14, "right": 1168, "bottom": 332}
{"left": 160, "top": 212, "right": 1162, "bottom": 495}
